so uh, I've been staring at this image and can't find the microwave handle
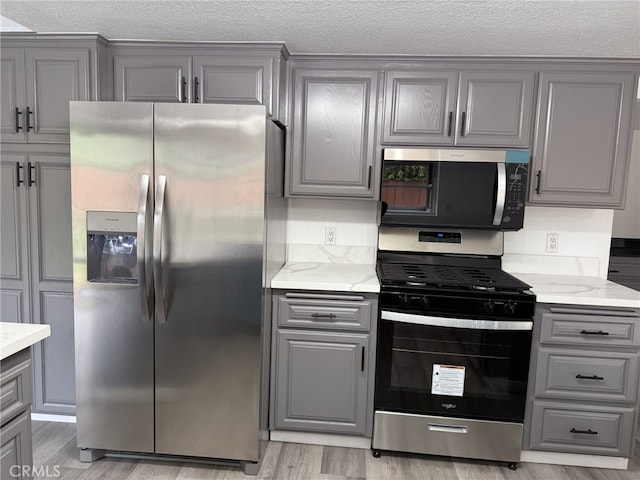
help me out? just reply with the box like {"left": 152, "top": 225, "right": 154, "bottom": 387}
{"left": 492, "top": 163, "right": 506, "bottom": 226}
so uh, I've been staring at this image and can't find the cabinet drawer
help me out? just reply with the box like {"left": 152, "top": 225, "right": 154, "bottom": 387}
{"left": 275, "top": 294, "right": 372, "bottom": 331}
{"left": 540, "top": 310, "right": 640, "bottom": 347}
{"left": 0, "top": 350, "right": 32, "bottom": 426}
{"left": 0, "top": 410, "right": 33, "bottom": 479}
{"left": 535, "top": 348, "right": 638, "bottom": 403}
{"left": 530, "top": 401, "right": 634, "bottom": 456}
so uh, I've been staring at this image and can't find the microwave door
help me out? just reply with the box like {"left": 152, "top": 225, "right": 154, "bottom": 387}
{"left": 435, "top": 162, "right": 497, "bottom": 227}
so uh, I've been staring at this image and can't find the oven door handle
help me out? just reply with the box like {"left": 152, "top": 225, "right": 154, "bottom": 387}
{"left": 492, "top": 162, "right": 506, "bottom": 226}
{"left": 381, "top": 310, "right": 533, "bottom": 331}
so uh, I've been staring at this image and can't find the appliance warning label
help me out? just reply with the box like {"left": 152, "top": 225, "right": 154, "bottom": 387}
{"left": 432, "top": 364, "right": 465, "bottom": 397}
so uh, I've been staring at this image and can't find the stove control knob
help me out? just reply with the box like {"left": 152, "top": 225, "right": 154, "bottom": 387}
{"left": 503, "top": 302, "right": 516, "bottom": 316}
{"left": 483, "top": 301, "right": 495, "bottom": 315}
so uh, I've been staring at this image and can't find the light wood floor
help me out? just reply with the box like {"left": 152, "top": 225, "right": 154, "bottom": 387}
{"left": 31, "top": 421, "right": 640, "bottom": 480}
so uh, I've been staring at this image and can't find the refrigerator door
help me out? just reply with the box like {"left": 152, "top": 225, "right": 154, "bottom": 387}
{"left": 70, "top": 102, "right": 155, "bottom": 453}
{"left": 153, "top": 103, "right": 266, "bottom": 460}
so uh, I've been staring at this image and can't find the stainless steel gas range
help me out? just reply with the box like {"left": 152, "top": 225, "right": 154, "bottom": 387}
{"left": 372, "top": 227, "right": 536, "bottom": 470}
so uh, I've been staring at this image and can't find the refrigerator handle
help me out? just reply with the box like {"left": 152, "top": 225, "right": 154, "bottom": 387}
{"left": 137, "top": 174, "right": 153, "bottom": 322}
{"left": 153, "top": 175, "right": 168, "bottom": 323}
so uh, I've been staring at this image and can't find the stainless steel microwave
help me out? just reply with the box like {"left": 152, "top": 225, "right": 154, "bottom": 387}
{"left": 380, "top": 148, "right": 530, "bottom": 231}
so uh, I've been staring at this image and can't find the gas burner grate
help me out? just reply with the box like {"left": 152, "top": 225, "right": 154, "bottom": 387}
{"left": 379, "top": 262, "right": 531, "bottom": 292}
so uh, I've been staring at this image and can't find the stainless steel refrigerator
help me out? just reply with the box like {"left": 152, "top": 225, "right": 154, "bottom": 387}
{"left": 69, "top": 102, "right": 286, "bottom": 474}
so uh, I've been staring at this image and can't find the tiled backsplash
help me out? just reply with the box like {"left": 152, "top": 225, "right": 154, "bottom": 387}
{"left": 285, "top": 199, "right": 615, "bottom": 278}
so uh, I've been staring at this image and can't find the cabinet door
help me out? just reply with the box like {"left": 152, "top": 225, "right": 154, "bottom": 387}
{"left": 382, "top": 70, "right": 458, "bottom": 145}
{"left": 273, "top": 329, "right": 369, "bottom": 434}
{"left": 194, "top": 55, "right": 272, "bottom": 113}
{"left": 28, "top": 155, "right": 75, "bottom": 415}
{"left": 0, "top": 155, "right": 30, "bottom": 324}
{"left": 24, "top": 48, "right": 90, "bottom": 143}
{"left": 456, "top": 71, "right": 535, "bottom": 147}
{"left": 0, "top": 48, "right": 26, "bottom": 142}
{"left": 113, "top": 55, "right": 191, "bottom": 103}
{"left": 0, "top": 411, "right": 33, "bottom": 480}
{"left": 288, "top": 69, "right": 378, "bottom": 198}
{"left": 529, "top": 71, "right": 635, "bottom": 207}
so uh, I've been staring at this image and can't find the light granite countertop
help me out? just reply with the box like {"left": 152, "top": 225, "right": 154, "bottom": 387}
{"left": 0, "top": 322, "right": 51, "bottom": 360}
{"left": 271, "top": 262, "right": 380, "bottom": 293}
{"left": 510, "top": 273, "right": 640, "bottom": 309}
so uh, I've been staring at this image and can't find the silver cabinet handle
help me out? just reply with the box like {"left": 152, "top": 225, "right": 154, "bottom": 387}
{"left": 137, "top": 174, "right": 153, "bottom": 322}
{"left": 153, "top": 175, "right": 168, "bottom": 323}
{"left": 492, "top": 162, "right": 506, "bottom": 226}
{"left": 427, "top": 423, "right": 468, "bottom": 434}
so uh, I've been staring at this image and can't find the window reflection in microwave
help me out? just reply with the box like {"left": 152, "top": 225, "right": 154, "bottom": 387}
{"left": 381, "top": 163, "right": 433, "bottom": 211}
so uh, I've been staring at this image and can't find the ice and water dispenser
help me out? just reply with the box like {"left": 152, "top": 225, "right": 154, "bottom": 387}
{"left": 86, "top": 211, "right": 138, "bottom": 284}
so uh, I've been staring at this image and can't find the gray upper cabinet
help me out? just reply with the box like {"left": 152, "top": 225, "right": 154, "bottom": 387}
{"left": 110, "top": 44, "right": 288, "bottom": 120}
{"left": 0, "top": 42, "right": 97, "bottom": 144}
{"left": 287, "top": 68, "right": 379, "bottom": 198}
{"left": 382, "top": 69, "right": 535, "bottom": 148}
{"left": 529, "top": 71, "right": 636, "bottom": 208}
{"left": 113, "top": 55, "right": 191, "bottom": 103}
{"left": 0, "top": 148, "right": 75, "bottom": 415}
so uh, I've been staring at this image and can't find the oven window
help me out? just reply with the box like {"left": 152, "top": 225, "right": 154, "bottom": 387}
{"left": 375, "top": 319, "right": 532, "bottom": 422}
{"left": 391, "top": 325, "right": 513, "bottom": 399}
{"left": 381, "top": 162, "right": 433, "bottom": 211}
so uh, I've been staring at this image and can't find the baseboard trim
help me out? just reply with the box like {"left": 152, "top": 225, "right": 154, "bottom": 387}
{"left": 270, "top": 430, "right": 371, "bottom": 449}
{"left": 520, "top": 450, "right": 628, "bottom": 470}
{"left": 31, "top": 413, "right": 77, "bottom": 423}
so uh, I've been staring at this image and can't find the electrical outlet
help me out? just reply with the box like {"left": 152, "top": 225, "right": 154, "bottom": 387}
{"left": 546, "top": 233, "right": 559, "bottom": 253}
{"left": 325, "top": 226, "right": 336, "bottom": 246}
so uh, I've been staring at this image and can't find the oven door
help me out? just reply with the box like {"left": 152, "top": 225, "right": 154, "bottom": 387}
{"left": 375, "top": 310, "right": 533, "bottom": 423}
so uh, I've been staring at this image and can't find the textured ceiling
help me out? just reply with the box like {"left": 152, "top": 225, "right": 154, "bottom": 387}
{"left": 1, "top": 0, "right": 639, "bottom": 58}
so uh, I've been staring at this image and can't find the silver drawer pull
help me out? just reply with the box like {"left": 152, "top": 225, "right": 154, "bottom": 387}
{"left": 311, "top": 313, "right": 337, "bottom": 319}
{"left": 570, "top": 428, "right": 598, "bottom": 435}
{"left": 575, "top": 374, "right": 604, "bottom": 380}
{"left": 580, "top": 330, "right": 609, "bottom": 336}
{"left": 427, "top": 423, "right": 468, "bottom": 434}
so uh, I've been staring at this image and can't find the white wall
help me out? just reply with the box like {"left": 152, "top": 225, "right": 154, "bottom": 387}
{"left": 285, "top": 198, "right": 379, "bottom": 263}
{"left": 503, "top": 207, "right": 614, "bottom": 278}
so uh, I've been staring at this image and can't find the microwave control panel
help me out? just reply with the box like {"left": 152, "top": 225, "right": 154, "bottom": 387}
{"left": 502, "top": 163, "right": 528, "bottom": 227}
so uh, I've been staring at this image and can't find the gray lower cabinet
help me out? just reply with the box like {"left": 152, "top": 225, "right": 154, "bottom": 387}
{"left": 525, "top": 304, "right": 640, "bottom": 457}
{"left": 381, "top": 68, "right": 535, "bottom": 148}
{"left": 110, "top": 44, "right": 288, "bottom": 120}
{"left": 0, "top": 148, "right": 75, "bottom": 415}
{"left": 286, "top": 67, "right": 379, "bottom": 198}
{"left": 0, "top": 34, "right": 107, "bottom": 144}
{"left": 1, "top": 348, "right": 34, "bottom": 479}
{"left": 528, "top": 70, "right": 636, "bottom": 208}
{"left": 271, "top": 291, "right": 378, "bottom": 436}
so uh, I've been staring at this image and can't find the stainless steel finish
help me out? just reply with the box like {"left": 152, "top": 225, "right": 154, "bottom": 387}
{"left": 70, "top": 101, "right": 155, "bottom": 454}
{"left": 137, "top": 174, "right": 152, "bottom": 323}
{"left": 152, "top": 174, "right": 167, "bottom": 324}
{"left": 381, "top": 310, "right": 533, "bottom": 331}
{"left": 378, "top": 227, "right": 503, "bottom": 256}
{"left": 152, "top": 103, "right": 267, "bottom": 461}
{"left": 373, "top": 410, "right": 523, "bottom": 463}
{"left": 428, "top": 423, "right": 469, "bottom": 434}
{"left": 384, "top": 148, "right": 507, "bottom": 163}
{"left": 493, "top": 163, "right": 506, "bottom": 226}
{"left": 70, "top": 102, "right": 286, "bottom": 465}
